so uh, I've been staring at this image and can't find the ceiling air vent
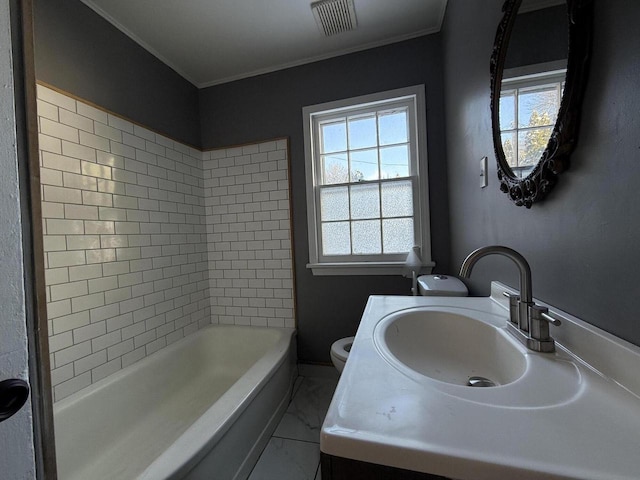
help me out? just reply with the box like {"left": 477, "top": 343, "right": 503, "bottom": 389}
{"left": 311, "top": 0, "right": 358, "bottom": 37}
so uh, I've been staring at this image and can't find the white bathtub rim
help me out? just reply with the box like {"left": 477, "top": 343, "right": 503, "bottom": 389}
{"left": 53, "top": 324, "right": 288, "bottom": 414}
{"left": 138, "top": 326, "right": 296, "bottom": 479}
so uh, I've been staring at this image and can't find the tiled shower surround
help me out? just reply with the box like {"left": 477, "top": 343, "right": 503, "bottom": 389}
{"left": 36, "top": 85, "right": 294, "bottom": 401}
{"left": 203, "top": 142, "right": 294, "bottom": 327}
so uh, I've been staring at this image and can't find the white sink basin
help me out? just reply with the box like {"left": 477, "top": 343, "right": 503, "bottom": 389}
{"left": 374, "top": 308, "right": 526, "bottom": 387}
{"left": 371, "top": 304, "right": 581, "bottom": 408}
{"left": 322, "top": 292, "right": 640, "bottom": 480}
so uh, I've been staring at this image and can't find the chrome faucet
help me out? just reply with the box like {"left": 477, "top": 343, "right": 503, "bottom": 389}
{"left": 459, "top": 246, "right": 560, "bottom": 353}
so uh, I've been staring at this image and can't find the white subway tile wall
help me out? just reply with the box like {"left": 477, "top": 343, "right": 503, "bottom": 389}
{"left": 203, "top": 141, "right": 295, "bottom": 329}
{"left": 36, "top": 85, "right": 293, "bottom": 402}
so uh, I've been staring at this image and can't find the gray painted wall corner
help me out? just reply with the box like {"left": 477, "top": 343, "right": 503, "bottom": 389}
{"left": 199, "top": 35, "right": 451, "bottom": 362}
{"left": 33, "top": 0, "right": 201, "bottom": 147}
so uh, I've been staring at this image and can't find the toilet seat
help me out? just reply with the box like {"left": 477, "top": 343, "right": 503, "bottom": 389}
{"left": 331, "top": 336, "right": 354, "bottom": 362}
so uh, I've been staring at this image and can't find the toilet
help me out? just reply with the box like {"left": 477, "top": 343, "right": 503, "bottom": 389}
{"left": 330, "top": 336, "right": 354, "bottom": 374}
{"left": 329, "top": 274, "right": 469, "bottom": 373}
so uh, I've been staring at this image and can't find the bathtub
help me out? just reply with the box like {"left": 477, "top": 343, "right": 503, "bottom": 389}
{"left": 53, "top": 325, "right": 297, "bottom": 480}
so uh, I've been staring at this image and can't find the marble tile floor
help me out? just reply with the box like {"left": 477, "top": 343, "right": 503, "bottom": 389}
{"left": 248, "top": 370, "right": 339, "bottom": 480}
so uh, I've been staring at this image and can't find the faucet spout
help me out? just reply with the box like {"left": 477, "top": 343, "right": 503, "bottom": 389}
{"left": 459, "top": 246, "right": 532, "bottom": 304}
{"left": 459, "top": 245, "right": 557, "bottom": 353}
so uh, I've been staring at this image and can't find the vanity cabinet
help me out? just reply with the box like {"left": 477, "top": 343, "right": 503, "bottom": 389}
{"left": 321, "top": 453, "right": 450, "bottom": 480}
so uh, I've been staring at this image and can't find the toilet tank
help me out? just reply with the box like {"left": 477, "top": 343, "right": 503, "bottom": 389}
{"left": 417, "top": 275, "right": 468, "bottom": 297}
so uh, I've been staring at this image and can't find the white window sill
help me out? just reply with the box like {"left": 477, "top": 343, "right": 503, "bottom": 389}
{"left": 306, "top": 261, "right": 435, "bottom": 276}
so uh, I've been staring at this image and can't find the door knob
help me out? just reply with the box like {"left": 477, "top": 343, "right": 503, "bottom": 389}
{"left": 0, "top": 379, "right": 29, "bottom": 423}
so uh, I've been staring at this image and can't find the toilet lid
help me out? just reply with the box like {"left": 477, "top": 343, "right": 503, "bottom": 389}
{"left": 417, "top": 274, "right": 468, "bottom": 296}
{"left": 331, "top": 337, "right": 355, "bottom": 362}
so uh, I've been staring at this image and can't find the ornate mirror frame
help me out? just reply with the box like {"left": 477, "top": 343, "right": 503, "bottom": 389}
{"left": 490, "top": 0, "right": 593, "bottom": 208}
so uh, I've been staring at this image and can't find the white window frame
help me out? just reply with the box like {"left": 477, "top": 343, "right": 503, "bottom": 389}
{"left": 303, "top": 85, "right": 434, "bottom": 276}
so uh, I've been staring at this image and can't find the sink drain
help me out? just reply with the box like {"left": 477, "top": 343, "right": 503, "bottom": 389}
{"left": 467, "top": 376, "right": 496, "bottom": 387}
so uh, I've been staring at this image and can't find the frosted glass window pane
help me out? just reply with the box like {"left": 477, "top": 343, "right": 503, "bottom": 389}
{"left": 348, "top": 115, "right": 377, "bottom": 149}
{"left": 500, "top": 91, "right": 516, "bottom": 130}
{"left": 350, "top": 183, "right": 380, "bottom": 220}
{"left": 518, "top": 128, "right": 551, "bottom": 167}
{"left": 381, "top": 180, "right": 413, "bottom": 218}
{"left": 320, "top": 186, "right": 349, "bottom": 221}
{"left": 382, "top": 218, "right": 414, "bottom": 253}
{"left": 321, "top": 121, "right": 347, "bottom": 153}
{"left": 380, "top": 145, "right": 409, "bottom": 179}
{"left": 350, "top": 149, "right": 379, "bottom": 182}
{"left": 321, "top": 153, "right": 348, "bottom": 184}
{"left": 352, "top": 220, "right": 381, "bottom": 254}
{"left": 322, "top": 222, "right": 351, "bottom": 256}
{"left": 379, "top": 110, "right": 408, "bottom": 146}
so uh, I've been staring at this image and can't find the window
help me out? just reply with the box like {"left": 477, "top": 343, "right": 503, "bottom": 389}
{"left": 303, "top": 86, "right": 433, "bottom": 275}
{"left": 500, "top": 65, "right": 566, "bottom": 177}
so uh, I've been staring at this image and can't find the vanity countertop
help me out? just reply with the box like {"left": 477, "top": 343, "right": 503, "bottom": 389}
{"left": 320, "top": 284, "right": 640, "bottom": 480}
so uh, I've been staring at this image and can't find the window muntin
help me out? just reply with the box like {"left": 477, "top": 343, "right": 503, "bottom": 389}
{"left": 303, "top": 86, "right": 431, "bottom": 274}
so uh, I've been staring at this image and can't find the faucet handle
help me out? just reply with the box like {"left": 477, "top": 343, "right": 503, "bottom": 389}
{"left": 529, "top": 304, "right": 561, "bottom": 326}
{"left": 502, "top": 291, "right": 520, "bottom": 325}
{"left": 528, "top": 304, "right": 561, "bottom": 344}
{"left": 540, "top": 310, "right": 562, "bottom": 327}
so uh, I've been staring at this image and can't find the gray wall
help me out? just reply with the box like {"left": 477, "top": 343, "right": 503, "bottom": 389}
{"left": 443, "top": 1, "right": 640, "bottom": 347}
{"left": 200, "top": 35, "right": 450, "bottom": 363}
{"left": 506, "top": 5, "right": 568, "bottom": 69}
{"left": 33, "top": 0, "right": 201, "bottom": 147}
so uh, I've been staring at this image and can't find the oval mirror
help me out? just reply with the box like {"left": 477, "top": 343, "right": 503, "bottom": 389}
{"left": 490, "top": 0, "right": 593, "bottom": 208}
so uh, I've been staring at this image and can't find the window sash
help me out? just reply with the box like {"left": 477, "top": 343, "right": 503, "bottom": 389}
{"left": 315, "top": 176, "right": 419, "bottom": 262}
{"left": 310, "top": 97, "right": 420, "bottom": 263}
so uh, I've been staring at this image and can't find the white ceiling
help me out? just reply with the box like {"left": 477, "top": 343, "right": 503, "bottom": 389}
{"left": 80, "top": 0, "right": 448, "bottom": 88}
